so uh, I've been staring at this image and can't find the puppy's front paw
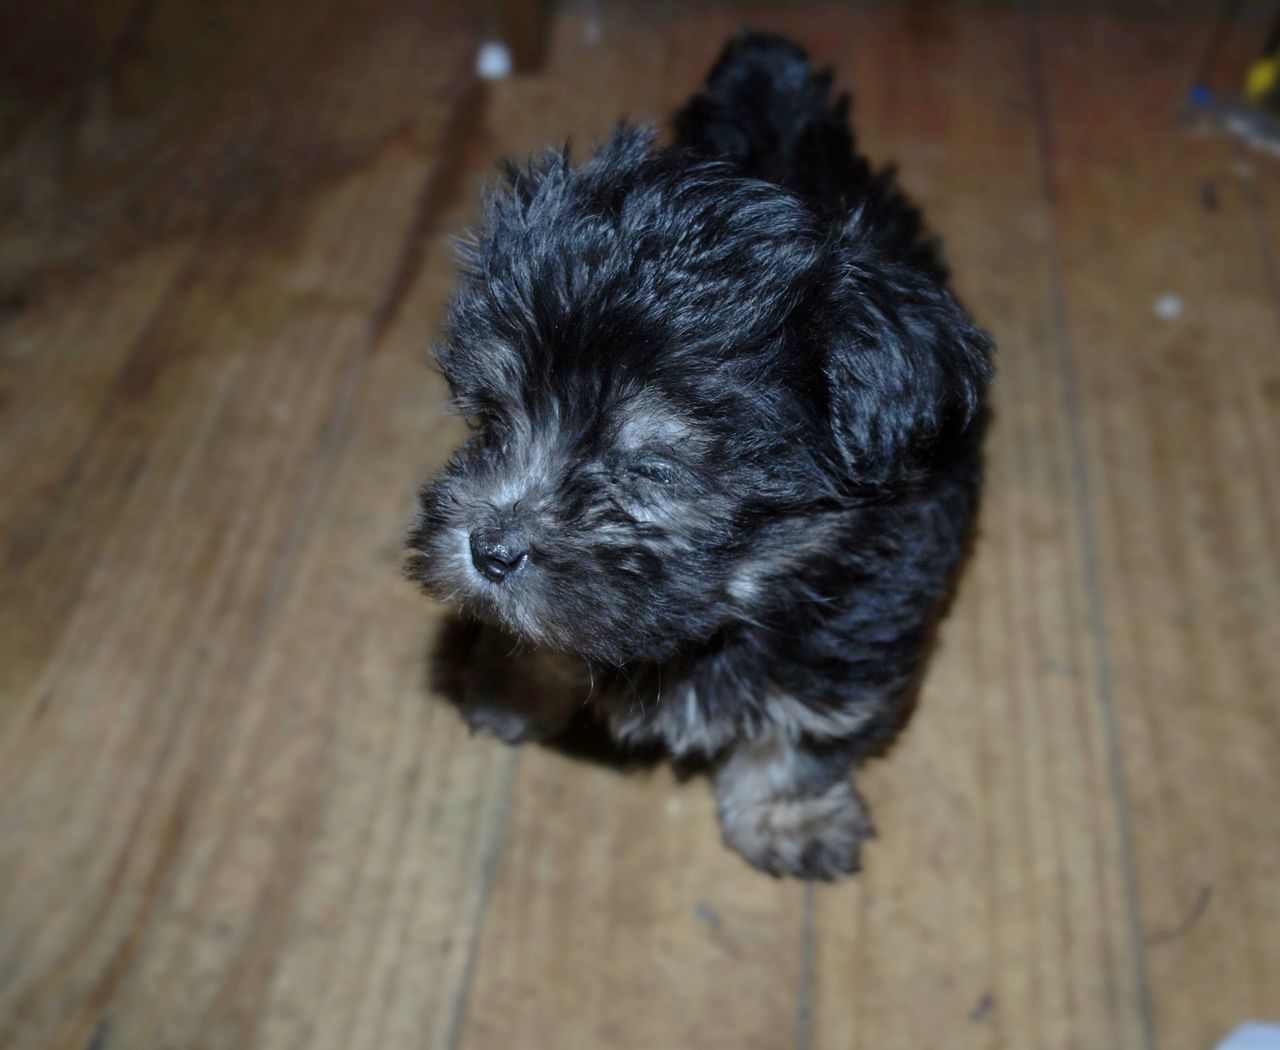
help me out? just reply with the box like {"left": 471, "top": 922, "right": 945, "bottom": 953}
{"left": 718, "top": 779, "right": 873, "bottom": 880}
{"left": 443, "top": 625, "right": 585, "bottom": 745}
{"left": 460, "top": 701, "right": 541, "bottom": 745}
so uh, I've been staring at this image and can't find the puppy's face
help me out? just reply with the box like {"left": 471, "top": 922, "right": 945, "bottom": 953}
{"left": 407, "top": 131, "right": 838, "bottom": 664}
{"left": 411, "top": 384, "right": 769, "bottom": 665}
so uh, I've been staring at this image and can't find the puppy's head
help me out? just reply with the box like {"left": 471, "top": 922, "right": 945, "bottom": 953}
{"left": 407, "top": 127, "right": 989, "bottom": 665}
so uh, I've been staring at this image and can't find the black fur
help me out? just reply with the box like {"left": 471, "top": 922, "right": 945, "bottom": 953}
{"left": 407, "top": 31, "right": 992, "bottom": 878}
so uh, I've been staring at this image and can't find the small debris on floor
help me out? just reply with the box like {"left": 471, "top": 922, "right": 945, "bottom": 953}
{"left": 1154, "top": 293, "right": 1184, "bottom": 320}
{"left": 694, "top": 901, "right": 723, "bottom": 930}
{"left": 1215, "top": 1022, "right": 1280, "bottom": 1050}
{"left": 476, "top": 41, "right": 513, "bottom": 79}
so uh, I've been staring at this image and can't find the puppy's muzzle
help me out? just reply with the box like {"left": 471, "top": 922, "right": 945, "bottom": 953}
{"left": 469, "top": 528, "right": 528, "bottom": 583}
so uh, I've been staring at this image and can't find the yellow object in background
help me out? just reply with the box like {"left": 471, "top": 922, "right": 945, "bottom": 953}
{"left": 1245, "top": 55, "right": 1279, "bottom": 101}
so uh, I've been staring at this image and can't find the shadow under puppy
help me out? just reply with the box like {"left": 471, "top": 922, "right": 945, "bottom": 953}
{"left": 407, "top": 32, "right": 992, "bottom": 879}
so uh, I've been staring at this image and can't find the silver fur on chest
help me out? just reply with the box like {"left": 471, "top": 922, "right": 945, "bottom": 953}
{"left": 604, "top": 676, "right": 879, "bottom": 759}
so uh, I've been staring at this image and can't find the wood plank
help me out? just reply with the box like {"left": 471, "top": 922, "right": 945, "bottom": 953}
{"left": 0, "top": 0, "right": 478, "bottom": 702}
{"left": 0, "top": 146, "right": 449, "bottom": 1049}
{"left": 69, "top": 129, "right": 511, "bottom": 1050}
{"left": 0, "top": 0, "right": 473, "bottom": 294}
{"left": 1035, "top": 8, "right": 1280, "bottom": 1048}
{"left": 0, "top": 7, "right": 487, "bottom": 1046}
{"left": 802, "top": 7, "right": 1150, "bottom": 1048}
{"left": 0, "top": 239, "right": 195, "bottom": 701}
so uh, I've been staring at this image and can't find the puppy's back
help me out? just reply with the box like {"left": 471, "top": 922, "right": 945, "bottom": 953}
{"left": 674, "top": 32, "right": 868, "bottom": 212}
{"left": 674, "top": 31, "right": 948, "bottom": 282}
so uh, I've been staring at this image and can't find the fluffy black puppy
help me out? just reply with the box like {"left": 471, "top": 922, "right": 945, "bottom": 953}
{"left": 407, "top": 32, "right": 992, "bottom": 879}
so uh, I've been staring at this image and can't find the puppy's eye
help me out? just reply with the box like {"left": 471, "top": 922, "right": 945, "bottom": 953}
{"left": 626, "top": 460, "right": 678, "bottom": 485}
{"left": 463, "top": 417, "right": 501, "bottom": 453}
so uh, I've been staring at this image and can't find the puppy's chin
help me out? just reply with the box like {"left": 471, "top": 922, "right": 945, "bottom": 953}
{"left": 471, "top": 591, "right": 683, "bottom": 668}
{"left": 451, "top": 597, "right": 675, "bottom": 668}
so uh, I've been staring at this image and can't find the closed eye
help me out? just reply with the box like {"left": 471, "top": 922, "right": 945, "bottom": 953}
{"left": 462, "top": 415, "right": 507, "bottom": 454}
{"left": 625, "top": 460, "right": 679, "bottom": 485}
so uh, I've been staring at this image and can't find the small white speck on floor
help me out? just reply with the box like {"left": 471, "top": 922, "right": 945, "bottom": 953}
{"left": 1214, "top": 1022, "right": 1280, "bottom": 1050}
{"left": 1153, "top": 293, "right": 1184, "bottom": 321}
{"left": 476, "top": 41, "right": 512, "bottom": 80}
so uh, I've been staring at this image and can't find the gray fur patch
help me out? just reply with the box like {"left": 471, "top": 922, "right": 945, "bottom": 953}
{"left": 714, "top": 734, "right": 871, "bottom": 879}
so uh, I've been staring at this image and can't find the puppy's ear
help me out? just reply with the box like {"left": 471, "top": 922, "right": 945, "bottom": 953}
{"left": 823, "top": 258, "right": 992, "bottom": 486}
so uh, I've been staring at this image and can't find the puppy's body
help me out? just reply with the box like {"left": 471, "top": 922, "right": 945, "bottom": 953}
{"left": 408, "top": 33, "right": 991, "bottom": 878}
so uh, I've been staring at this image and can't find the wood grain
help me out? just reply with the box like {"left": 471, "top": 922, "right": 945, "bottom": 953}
{"left": 1035, "top": 8, "right": 1280, "bottom": 1047}
{"left": 2, "top": 2, "right": 1278, "bottom": 1048}
{"left": 0, "top": 3, "right": 490, "bottom": 1047}
{"left": 0, "top": 240, "right": 195, "bottom": 700}
{"left": 804, "top": 7, "right": 1148, "bottom": 1048}
{"left": 0, "top": 0, "right": 473, "bottom": 295}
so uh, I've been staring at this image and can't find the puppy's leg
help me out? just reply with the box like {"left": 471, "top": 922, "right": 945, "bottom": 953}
{"left": 714, "top": 733, "right": 872, "bottom": 880}
{"left": 450, "top": 624, "right": 586, "bottom": 744}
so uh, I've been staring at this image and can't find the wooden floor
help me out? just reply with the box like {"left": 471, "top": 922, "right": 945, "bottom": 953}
{"left": 2, "top": 2, "right": 1278, "bottom": 1048}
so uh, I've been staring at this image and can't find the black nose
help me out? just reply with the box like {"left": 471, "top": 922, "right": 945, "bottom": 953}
{"left": 469, "top": 530, "right": 527, "bottom": 583}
